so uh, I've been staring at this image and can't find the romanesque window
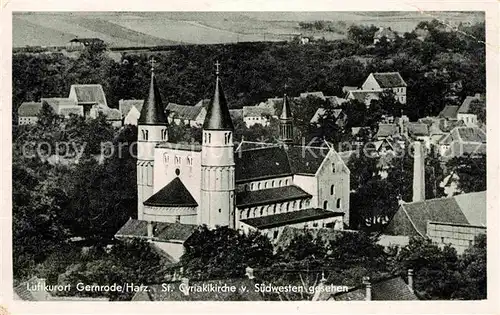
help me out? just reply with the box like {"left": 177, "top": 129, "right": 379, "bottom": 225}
{"left": 285, "top": 179, "right": 289, "bottom": 185}
{"left": 273, "top": 230, "right": 279, "bottom": 239}
{"left": 257, "top": 183, "right": 261, "bottom": 190}
{"left": 271, "top": 180, "right": 275, "bottom": 187}
{"left": 175, "top": 156, "right": 181, "bottom": 165}
{"left": 330, "top": 185, "right": 335, "bottom": 195}
{"left": 323, "top": 200, "right": 328, "bottom": 209}
{"left": 208, "top": 133, "right": 212, "bottom": 143}
{"left": 260, "top": 207, "right": 264, "bottom": 216}
{"left": 247, "top": 209, "right": 251, "bottom": 218}
{"left": 279, "top": 180, "right": 282, "bottom": 186}
{"left": 286, "top": 203, "right": 290, "bottom": 212}
{"left": 251, "top": 183, "right": 254, "bottom": 190}
{"left": 299, "top": 200, "right": 303, "bottom": 209}
{"left": 273, "top": 204, "right": 276, "bottom": 214}
{"left": 163, "top": 154, "right": 169, "bottom": 164}
{"left": 161, "top": 129, "right": 168, "bottom": 140}
{"left": 187, "top": 156, "right": 193, "bottom": 166}
{"left": 332, "top": 163, "right": 336, "bottom": 173}
{"left": 336, "top": 198, "right": 341, "bottom": 208}
{"left": 264, "top": 182, "right": 268, "bottom": 189}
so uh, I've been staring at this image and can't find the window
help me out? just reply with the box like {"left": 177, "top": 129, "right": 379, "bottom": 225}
{"left": 299, "top": 200, "right": 304, "bottom": 209}
{"left": 175, "top": 215, "right": 181, "bottom": 223}
{"left": 273, "top": 204, "right": 277, "bottom": 214}
{"left": 313, "top": 222, "right": 318, "bottom": 228}
{"left": 260, "top": 207, "right": 264, "bottom": 216}
{"left": 279, "top": 180, "right": 282, "bottom": 186}
{"left": 330, "top": 185, "right": 335, "bottom": 195}
{"left": 273, "top": 230, "right": 279, "bottom": 239}
{"left": 208, "top": 133, "right": 211, "bottom": 143}
{"left": 218, "top": 208, "right": 222, "bottom": 213}
{"left": 247, "top": 209, "right": 251, "bottom": 218}
{"left": 332, "top": 163, "right": 336, "bottom": 173}
{"left": 175, "top": 168, "right": 180, "bottom": 176}
{"left": 175, "top": 156, "right": 181, "bottom": 165}
{"left": 441, "top": 237, "right": 445, "bottom": 243}
{"left": 161, "top": 128, "right": 168, "bottom": 140}
{"left": 163, "top": 154, "right": 169, "bottom": 164}
{"left": 323, "top": 201, "right": 328, "bottom": 209}
{"left": 251, "top": 183, "right": 254, "bottom": 190}
{"left": 336, "top": 198, "right": 341, "bottom": 209}
{"left": 285, "top": 179, "right": 289, "bottom": 185}
{"left": 187, "top": 156, "right": 193, "bottom": 166}
{"left": 286, "top": 203, "right": 290, "bottom": 212}
{"left": 271, "top": 180, "right": 275, "bottom": 187}
{"left": 264, "top": 182, "right": 268, "bottom": 189}
{"left": 257, "top": 183, "right": 261, "bottom": 190}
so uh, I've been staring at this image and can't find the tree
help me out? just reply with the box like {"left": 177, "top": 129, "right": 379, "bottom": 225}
{"left": 394, "top": 237, "right": 461, "bottom": 300}
{"left": 180, "top": 225, "right": 274, "bottom": 280}
{"left": 469, "top": 99, "right": 486, "bottom": 125}
{"left": 446, "top": 154, "right": 486, "bottom": 193}
{"left": 347, "top": 24, "right": 379, "bottom": 45}
{"left": 453, "top": 234, "right": 486, "bottom": 300}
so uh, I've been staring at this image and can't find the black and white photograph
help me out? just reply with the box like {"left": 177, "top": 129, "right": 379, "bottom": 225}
{"left": 5, "top": 6, "right": 494, "bottom": 310}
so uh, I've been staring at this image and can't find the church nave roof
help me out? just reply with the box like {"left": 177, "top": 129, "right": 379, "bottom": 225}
{"left": 236, "top": 185, "right": 311, "bottom": 208}
{"left": 240, "top": 208, "right": 344, "bottom": 230}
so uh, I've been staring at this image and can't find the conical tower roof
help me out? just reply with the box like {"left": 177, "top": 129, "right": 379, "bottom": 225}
{"left": 280, "top": 93, "right": 292, "bottom": 120}
{"left": 203, "top": 65, "right": 233, "bottom": 130}
{"left": 138, "top": 68, "right": 167, "bottom": 125}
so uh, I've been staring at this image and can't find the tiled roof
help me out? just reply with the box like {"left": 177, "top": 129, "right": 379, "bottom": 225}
{"left": 236, "top": 185, "right": 311, "bottom": 208}
{"left": 229, "top": 109, "right": 243, "bottom": 120}
{"left": 18, "top": 102, "right": 42, "bottom": 117}
{"left": 333, "top": 276, "right": 418, "bottom": 301}
{"left": 235, "top": 146, "right": 292, "bottom": 182}
{"left": 59, "top": 106, "right": 84, "bottom": 117}
{"left": 400, "top": 197, "right": 471, "bottom": 236}
{"left": 348, "top": 90, "right": 381, "bottom": 103}
{"left": 372, "top": 72, "right": 406, "bottom": 88}
{"left": 439, "top": 105, "right": 459, "bottom": 119}
{"left": 119, "top": 99, "right": 144, "bottom": 116}
{"left": 456, "top": 127, "right": 486, "bottom": 143}
{"left": 407, "top": 123, "right": 429, "bottom": 137}
{"left": 453, "top": 191, "right": 486, "bottom": 227}
{"left": 115, "top": 218, "right": 196, "bottom": 242}
{"left": 41, "top": 97, "right": 77, "bottom": 112}
{"left": 458, "top": 95, "right": 482, "bottom": 114}
{"left": 240, "top": 208, "right": 343, "bottom": 229}
{"left": 299, "top": 91, "right": 325, "bottom": 100}
{"left": 144, "top": 177, "right": 198, "bottom": 207}
{"left": 166, "top": 103, "right": 204, "bottom": 121}
{"left": 287, "top": 146, "right": 330, "bottom": 174}
{"left": 132, "top": 278, "right": 263, "bottom": 301}
{"left": 106, "top": 108, "right": 122, "bottom": 120}
{"left": 242, "top": 105, "right": 273, "bottom": 118}
{"left": 376, "top": 124, "right": 399, "bottom": 138}
{"left": 70, "top": 84, "right": 107, "bottom": 104}
{"left": 326, "top": 96, "right": 348, "bottom": 107}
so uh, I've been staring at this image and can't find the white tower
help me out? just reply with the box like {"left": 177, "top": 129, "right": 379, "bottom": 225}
{"left": 200, "top": 61, "right": 236, "bottom": 228}
{"left": 137, "top": 58, "right": 168, "bottom": 219}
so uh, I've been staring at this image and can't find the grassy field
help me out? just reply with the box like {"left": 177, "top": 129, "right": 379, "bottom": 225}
{"left": 13, "top": 11, "right": 483, "bottom": 48}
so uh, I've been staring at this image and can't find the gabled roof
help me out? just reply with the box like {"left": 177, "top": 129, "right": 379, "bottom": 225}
{"left": 326, "top": 96, "right": 348, "bottom": 107}
{"left": 286, "top": 146, "right": 331, "bottom": 174}
{"left": 203, "top": 76, "right": 234, "bottom": 130}
{"left": 456, "top": 126, "right": 486, "bottom": 143}
{"left": 332, "top": 276, "right": 418, "bottom": 301}
{"left": 70, "top": 84, "right": 107, "bottom": 105}
{"left": 407, "top": 123, "right": 429, "bottom": 137}
{"left": 115, "top": 218, "right": 196, "bottom": 242}
{"left": 41, "top": 97, "right": 77, "bottom": 112}
{"left": 398, "top": 192, "right": 487, "bottom": 236}
{"left": 166, "top": 103, "right": 204, "bottom": 121}
{"left": 235, "top": 146, "right": 292, "bottom": 182}
{"left": 372, "top": 72, "right": 406, "bottom": 88}
{"left": 132, "top": 278, "right": 263, "bottom": 301}
{"left": 18, "top": 102, "right": 42, "bottom": 117}
{"left": 106, "top": 108, "right": 122, "bottom": 121}
{"left": 458, "top": 95, "right": 483, "bottom": 114}
{"left": 299, "top": 91, "right": 325, "bottom": 100}
{"left": 144, "top": 177, "right": 197, "bottom": 207}
{"left": 439, "top": 105, "right": 460, "bottom": 119}
{"left": 242, "top": 105, "right": 273, "bottom": 118}
{"left": 236, "top": 185, "right": 311, "bottom": 208}
{"left": 348, "top": 90, "right": 381, "bottom": 103}
{"left": 119, "top": 99, "right": 144, "bottom": 117}
{"left": 240, "top": 208, "right": 343, "bottom": 230}
{"left": 376, "top": 124, "right": 399, "bottom": 138}
{"left": 139, "top": 71, "right": 168, "bottom": 125}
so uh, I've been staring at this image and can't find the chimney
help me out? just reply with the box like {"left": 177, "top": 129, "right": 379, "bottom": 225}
{"left": 245, "top": 266, "right": 255, "bottom": 280}
{"left": 362, "top": 276, "right": 372, "bottom": 301}
{"left": 412, "top": 141, "right": 425, "bottom": 202}
{"left": 147, "top": 221, "right": 154, "bottom": 239}
{"left": 181, "top": 277, "right": 189, "bottom": 296}
{"left": 408, "top": 269, "right": 414, "bottom": 292}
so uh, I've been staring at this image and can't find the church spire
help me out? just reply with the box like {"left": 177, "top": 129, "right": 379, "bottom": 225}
{"left": 202, "top": 60, "right": 234, "bottom": 130}
{"left": 138, "top": 57, "right": 168, "bottom": 125}
{"left": 280, "top": 85, "right": 294, "bottom": 145}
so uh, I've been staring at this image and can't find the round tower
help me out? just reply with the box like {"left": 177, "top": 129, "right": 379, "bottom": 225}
{"left": 200, "top": 61, "right": 236, "bottom": 228}
{"left": 137, "top": 58, "right": 168, "bottom": 219}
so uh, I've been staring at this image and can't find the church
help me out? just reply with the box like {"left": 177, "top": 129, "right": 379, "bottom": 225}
{"left": 117, "top": 60, "right": 350, "bottom": 245}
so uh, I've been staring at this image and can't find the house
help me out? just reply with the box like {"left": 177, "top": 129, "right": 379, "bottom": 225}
{"left": 119, "top": 99, "right": 144, "bottom": 125}
{"left": 342, "top": 86, "right": 358, "bottom": 95}
{"left": 373, "top": 27, "right": 397, "bottom": 44}
{"left": 242, "top": 105, "right": 274, "bottom": 127}
{"left": 115, "top": 218, "right": 197, "bottom": 263}
{"left": 89, "top": 104, "right": 123, "bottom": 127}
{"left": 438, "top": 126, "right": 486, "bottom": 158}
{"left": 310, "top": 108, "right": 346, "bottom": 127}
{"left": 361, "top": 72, "right": 407, "bottom": 104}
{"left": 66, "top": 38, "right": 104, "bottom": 50}
{"left": 386, "top": 191, "right": 486, "bottom": 254}
{"left": 299, "top": 91, "right": 326, "bottom": 100}
{"left": 457, "top": 94, "right": 482, "bottom": 127}
{"left": 41, "top": 97, "right": 82, "bottom": 118}
{"left": 68, "top": 84, "right": 108, "bottom": 117}
{"left": 165, "top": 102, "right": 206, "bottom": 127}
{"left": 17, "top": 102, "right": 42, "bottom": 125}
{"left": 346, "top": 90, "right": 381, "bottom": 106}
{"left": 406, "top": 123, "right": 430, "bottom": 148}
{"left": 375, "top": 123, "right": 399, "bottom": 140}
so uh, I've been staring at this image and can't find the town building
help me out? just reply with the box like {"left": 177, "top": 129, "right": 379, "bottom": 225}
{"left": 116, "top": 61, "right": 350, "bottom": 248}
{"left": 386, "top": 191, "right": 486, "bottom": 254}
{"left": 68, "top": 84, "right": 108, "bottom": 118}
{"left": 41, "top": 97, "right": 83, "bottom": 118}
{"left": 457, "top": 94, "right": 483, "bottom": 127}
{"left": 361, "top": 72, "right": 407, "bottom": 104}
{"left": 242, "top": 104, "right": 274, "bottom": 127}
{"left": 17, "top": 102, "right": 42, "bottom": 125}
{"left": 373, "top": 27, "right": 397, "bottom": 44}
{"left": 166, "top": 102, "right": 207, "bottom": 127}
{"left": 119, "top": 99, "right": 144, "bottom": 125}
{"left": 437, "top": 126, "right": 486, "bottom": 158}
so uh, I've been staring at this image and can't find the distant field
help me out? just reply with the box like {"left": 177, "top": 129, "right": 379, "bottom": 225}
{"left": 12, "top": 11, "right": 484, "bottom": 48}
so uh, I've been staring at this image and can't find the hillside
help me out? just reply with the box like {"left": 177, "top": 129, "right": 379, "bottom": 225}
{"left": 13, "top": 11, "right": 484, "bottom": 48}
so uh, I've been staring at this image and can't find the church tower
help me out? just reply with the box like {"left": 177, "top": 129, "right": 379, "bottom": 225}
{"left": 279, "top": 92, "right": 294, "bottom": 145}
{"left": 137, "top": 58, "right": 168, "bottom": 219}
{"left": 200, "top": 61, "right": 236, "bottom": 228}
